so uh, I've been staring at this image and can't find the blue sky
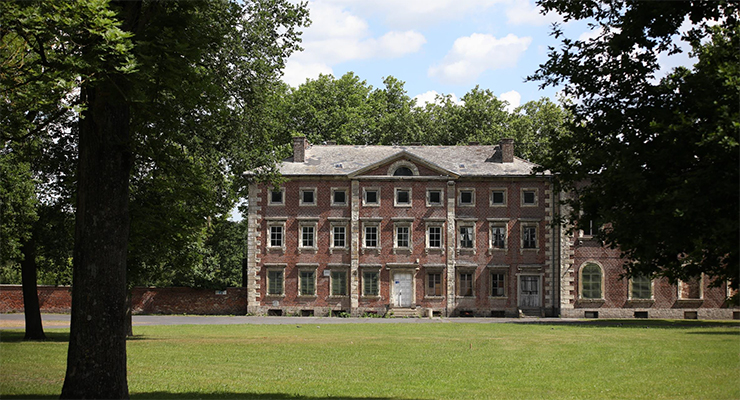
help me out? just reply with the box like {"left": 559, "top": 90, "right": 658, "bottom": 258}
{"left": 282, "top": 0, "right": 582, "bottom": 110}
{"left": 283, "top": 0, "right": 694, "bottom": 111}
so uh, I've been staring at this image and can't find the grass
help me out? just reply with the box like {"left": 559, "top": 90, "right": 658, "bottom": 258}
{"left": 1, "top": 320, "right": 739, "bottom": 399}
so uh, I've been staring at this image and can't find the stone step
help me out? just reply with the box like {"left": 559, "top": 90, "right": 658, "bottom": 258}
{"left": 389, "top": 308, "right": 419, "bottom": 318}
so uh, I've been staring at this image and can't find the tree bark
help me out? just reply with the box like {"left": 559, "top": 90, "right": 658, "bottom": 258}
{"left": 60, "top": 74, "right": 133, "bottom": 399}
{"left": 125, "top": 291, "right": 133, "bottom": 338}
{"left": 21, "top": 235, "right": 46, "bottom": 341}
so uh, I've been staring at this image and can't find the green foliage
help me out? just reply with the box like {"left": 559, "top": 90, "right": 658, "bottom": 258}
{"left": 0, "top": 149, "right": 37, "bottom": 265}
{"left": 530, "top": 1, "right": 739, "bottom": 288}
{"left": 1, "top": 322, "right": 738, "bottom": 399}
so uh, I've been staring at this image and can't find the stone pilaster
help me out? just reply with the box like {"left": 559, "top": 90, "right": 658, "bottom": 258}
{"left": 445, "top": 180, "right": 456, "bottom": 316}
{"left": 350, "top": 180, "right": 360, "bottom": 314}
{"left": 246, "top": 183, "right": 262, "bottom": 314}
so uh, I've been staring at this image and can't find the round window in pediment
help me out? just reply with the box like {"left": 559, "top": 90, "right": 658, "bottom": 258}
{"left": 393, "top": 166, "right": 414, "bottom": 176}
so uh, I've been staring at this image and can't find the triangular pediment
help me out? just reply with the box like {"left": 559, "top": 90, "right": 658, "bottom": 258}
{"left": 348, "top": 150, "right": 460, "bottom": 179}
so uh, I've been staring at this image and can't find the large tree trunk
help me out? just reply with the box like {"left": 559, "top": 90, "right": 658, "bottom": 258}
{"left": 21, "top": 235, "right": 45, "bottom": 341}
{"left": 60, "top": 75, "right": 134, "bottom": 400}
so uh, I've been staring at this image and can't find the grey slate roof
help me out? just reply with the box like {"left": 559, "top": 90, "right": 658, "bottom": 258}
{"left": 278, "top": 144, "right": 546, "bottom": 177}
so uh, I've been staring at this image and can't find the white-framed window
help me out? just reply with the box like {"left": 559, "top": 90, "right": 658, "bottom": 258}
{"left": 630, "top": 275, "right": 653, "bottom": 300}
{"left": 490, "top": 188, "right": 507, "bottom": 207}
{"left": 394, "top": 222, "right": 412, "bottom": 252}
{"left": 331, "top": 224, "right": 347, "bottom": 249}
{"left": 426, "top": 224, "right": 443, "bottom": 250}
{"left": 426, "top": 271, "right": 443, "bottom": 297}
{"left": 362, "top": 269, "right": 380, "bottom": 297}
{"left": 299, "top": 187, "right": 317, "bottom": 206}
{"left": 266, "top": 267, "right": 285, "bottom": 296}
{"left": 298, "top": 221, "right": 318, "bottom": 250}
{"left": 298, "top": 268, "right": 316, "bottom": 296}
{"left": 581, "top": 219, "right": 595, "bottom": 237}
{"left": 458, "top": 223, "right": 476, "bottom": 251}
{"left": 363, "top": 187, "right": 380, "bottom": 206}
{"left": 330, "top": 270, "right": 348, "bottom": 296}
{"left": 266, "top": 220, "right": 286, "bottom": 251}
{"left": 521, "top": 223, "right": 538, "bottom": 250}
{"left": 363, "top": 222, "right": 380, "bottom": 250}
{"left": 394, "top": 187, "right": 412, "bottom": 207}
{"left": 268, "top": 187, "right": 284, "bottom": 206}
{"left": 457, "top": 270, "right": 474, "bottom": 297}
{"left": 489, "top": 222, "right": 507, "bottom": 250}
{"left": 580, "top": 262, "right": 604, "bottom": 300}
{"left": 331, "top": 188, "right": 348, "bottom": 206}
{"left": 458, "top": 188, "right": 475, "bottom": 207}
{"left": 490, "top": 272, "right": 507, "bottom": 297}
{"left": 678, "top": 276, "right": 704, "bottom": 300}
{"left": 521, "top": 188, "right": 538, "bottom": 207}
{"left": 426, "top": 189, "right": 443, "bottom": 207}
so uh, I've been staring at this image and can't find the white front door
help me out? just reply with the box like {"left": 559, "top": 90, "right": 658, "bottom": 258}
{"left": 392, "top": 272, "right": 413, "bottom": 307}
{"left": 519, "top": 275, "right": 541, "bottom": 308}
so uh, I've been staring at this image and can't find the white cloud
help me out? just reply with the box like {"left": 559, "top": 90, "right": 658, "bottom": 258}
{"left": 413, "top": 90, "right": 461, "bottom": 107}
{"left": 283, "top": 1, "right": 426, "bottom": 86}
{"left": 505, "top": 0, "right": 562, "bottom": 26}
{"left": 499, "top": 90, "right": 521, "bottom": 112}
{"left": 428, "top": 33, "right": 532, "bottom": 85}
{"left": 282, "top": 61, "right": 333, "bottom": 88}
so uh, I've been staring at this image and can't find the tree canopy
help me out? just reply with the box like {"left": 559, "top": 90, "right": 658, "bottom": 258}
{"left": 2, "top": 0, "right": 308, "bottom": 397}
{"left": 529, "top": 1, "right": 739, "bottom": 289}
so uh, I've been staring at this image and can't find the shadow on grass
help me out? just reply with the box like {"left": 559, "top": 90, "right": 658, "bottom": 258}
{"left": 0, "top": 331, "right": 156, "bottom": 343}
{"left": 0, "top": 330, "right": 70, "bottom": 343}
{"left": 514, "top": 319, "right": 740, "bottom": 329}
{"left": 0, "top": 393, "right": 425, "bottom": 400}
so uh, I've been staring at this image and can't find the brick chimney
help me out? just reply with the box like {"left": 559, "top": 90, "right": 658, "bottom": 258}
{"left": 500, "top": 138, "right": 514, "bottom": 163}
{"left": 293, "top": 136, "right": 307, "bottom": 163}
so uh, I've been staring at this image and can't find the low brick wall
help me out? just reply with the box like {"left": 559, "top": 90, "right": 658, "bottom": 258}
{"left": 0, "top": 285, "right": 247, "bottom": 315}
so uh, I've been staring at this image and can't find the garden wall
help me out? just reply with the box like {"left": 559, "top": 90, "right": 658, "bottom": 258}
{"left": 0, "top": 285, "right": 247, "bottom": 315}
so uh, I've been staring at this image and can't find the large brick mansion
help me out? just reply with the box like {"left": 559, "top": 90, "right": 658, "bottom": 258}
{"left": 246, "top": 137, "right": 737, "bottom": 319}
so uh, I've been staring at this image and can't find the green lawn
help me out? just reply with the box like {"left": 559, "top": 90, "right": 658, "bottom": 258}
{"left": 1, "top": 321, "right": 739, "bottom": 399}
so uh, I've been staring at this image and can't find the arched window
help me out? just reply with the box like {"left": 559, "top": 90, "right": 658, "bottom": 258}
{"left": 393, "top": 166, "right": 414, "bottom": 176}
{"left": 581, "top": 263, "right": 603, "bottom": 299}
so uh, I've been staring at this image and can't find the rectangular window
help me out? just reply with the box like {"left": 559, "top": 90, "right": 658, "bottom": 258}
{"left": 679, "top": 277, "right": 702, "bottom": 299}
{"left": 458, "top": 272, "right": 474, "bottom": 297}
{"left": 522, "top": 189, "right": 537, "bottom": 206}
{"left": 267, "top": 270, "right": 283, "bottom": 295}
{"left": 459, "top": 189, "right": 475, "bottom": 206}
{"left": 301, "top": 225, "right": 315, "bottom": 248}
{"left": 428, "top": 226, "right": 442, "bottom": 248}
{"left": 523, "top": 226, "right": 537, "bottom": 249}
{"left": 333, "top": 226, "right": 346, "bottom": 248}
{"left": 332, "top": 189, "right": 347, "bottom": 205}
{"left": 300, "top": 188, "right": 316, "bottom": 206}
{"left": 491, "top": 273, "right": 506, "bottom": 297}
{"left": 459, "top": 226, "right": 474, "bottom": 248}
{"left": 491, "top": 189, "right": 506, "bottom": 206}
{"left": 363, "top": 271, "right": 379, "bottom": 296}
{"left": 365, "top": 226, "right": 378, "bottom": 248}
{"left": 269, "top": 226, "right": 283, "bottom": 247}
{"left": 395, "top": 188, "right": 411, "bottom": 206}
{"left": 269, "top": 189, "right": 284, "bottom": 205}
{"left": 427, "top": 189, "right": 442, "bottom": 206}
{"left": 427, "top": 273, "right": 442, "bottom": 296}
{"left": 581, "top": 219, "right": 595, "bottom": 236}
{"left": 396, "top": 226, "right": 409, "bottom": 248}
{"left": 631, "top": 275, "right": 652, "bottom": 300}
{"left": 491, "top": 225, "right": 506, "bottom": 249}
{"left": 299, "top": 270, "right": 315, "bottom": 296}
{"left": 331, "top": 271, "right": 347, "bottom": 296}
{"left": 364, "top": 188, "right": 379, "bottom": 205}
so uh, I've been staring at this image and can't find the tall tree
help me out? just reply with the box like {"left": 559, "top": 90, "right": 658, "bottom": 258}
{"left": 529, "top": 1, "right": 739, "bottom": 289}
{"left": 2, "top": 0, "right": 308, "bottom": 397}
